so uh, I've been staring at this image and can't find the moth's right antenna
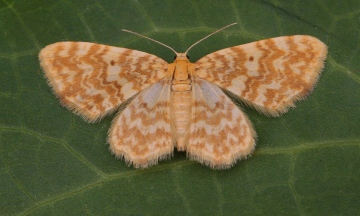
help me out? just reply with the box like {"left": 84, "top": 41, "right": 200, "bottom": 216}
{"left": 185, "top": 23, "right": 237, "bottom": 55}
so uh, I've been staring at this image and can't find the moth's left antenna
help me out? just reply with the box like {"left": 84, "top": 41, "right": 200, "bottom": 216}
{"left": 122, "top": 29, "right": 178, "bottom": 55}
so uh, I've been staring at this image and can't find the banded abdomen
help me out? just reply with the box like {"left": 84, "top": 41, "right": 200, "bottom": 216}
{"left": 170, "top": 80, "right": 192, "bottom": 150}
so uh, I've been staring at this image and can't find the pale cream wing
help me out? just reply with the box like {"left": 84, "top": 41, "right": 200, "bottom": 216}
{"left": 39, "top": 42, "right": 168, "bottom": 122}
{"left": 109, "top": 79, "right": 173, "bottom": 168}
{"left": 195, "top": 35, "right": 327, "bottom": 116}
{"left": 188, "top": 78, "right": 256, "bottom": 169}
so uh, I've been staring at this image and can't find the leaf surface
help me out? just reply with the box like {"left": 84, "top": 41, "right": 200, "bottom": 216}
{"left": 0, "top": 0, "right": 359, "bottom": 215}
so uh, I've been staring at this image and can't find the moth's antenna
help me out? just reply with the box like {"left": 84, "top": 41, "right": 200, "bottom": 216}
{"left": 185, "top": 23, "right": 237, "bottom": 55}
{"left": 122, "top": 29, "right": 178, "bottom": 55}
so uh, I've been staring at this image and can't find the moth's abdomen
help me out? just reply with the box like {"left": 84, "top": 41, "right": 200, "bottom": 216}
{"left": 170, "top": 81, "right": 192, "bottom": 151}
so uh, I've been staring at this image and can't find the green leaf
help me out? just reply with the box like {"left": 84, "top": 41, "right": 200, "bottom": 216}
{"left": 1, "top": 0, "right": 359, "bottom": 215}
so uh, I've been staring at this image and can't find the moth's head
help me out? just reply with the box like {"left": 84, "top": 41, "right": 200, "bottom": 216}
{"left": 174, "top": 53, "right": 190, "bottom": 62}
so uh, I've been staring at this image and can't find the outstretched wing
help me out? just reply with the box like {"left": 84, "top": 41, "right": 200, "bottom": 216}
{"left": 39, "top": 42, "right": 168, "bottom": 122}
{"left": 187, "top": 78, "right": 256, "bottom": 169}
{"left": 109, "top": 79, "right": 173, "bottom": 168}
{"left": 195, "top": 35, "right": 327, "bottom": 116}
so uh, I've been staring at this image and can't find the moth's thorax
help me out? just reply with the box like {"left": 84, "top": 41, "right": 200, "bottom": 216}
{"left": 170, "top": 53, "right": 194, "bottom": 92}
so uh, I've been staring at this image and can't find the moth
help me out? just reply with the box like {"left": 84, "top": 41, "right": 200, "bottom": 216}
{"left": 39, "top": 23, "right": 327, "bottom": 169}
